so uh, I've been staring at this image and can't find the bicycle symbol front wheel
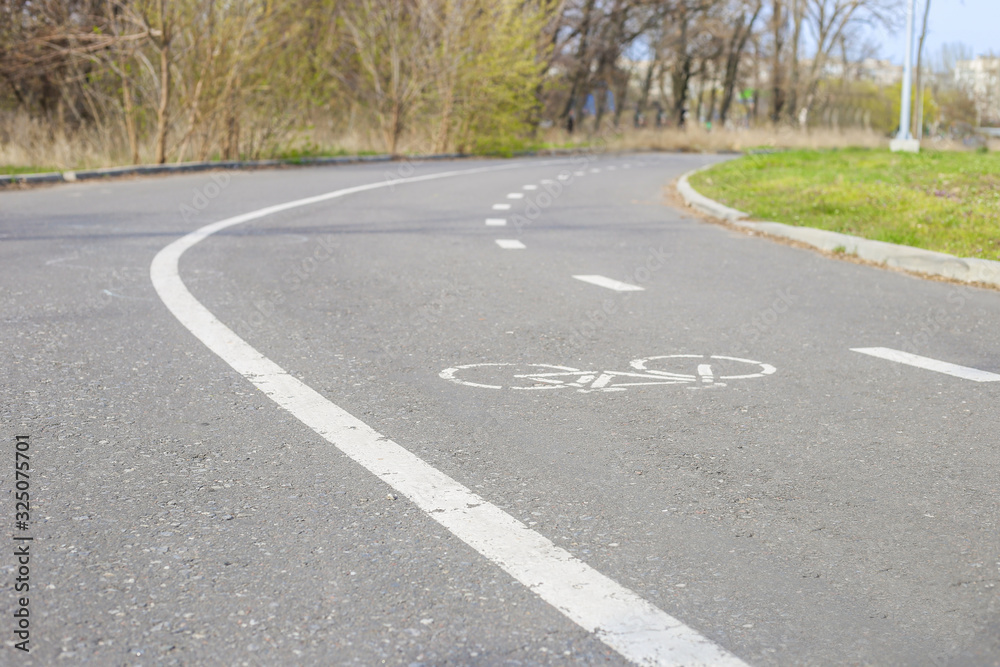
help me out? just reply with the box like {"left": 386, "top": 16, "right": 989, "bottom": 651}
{"left": 629, "top": 354, "right": 776, "bottom": 384}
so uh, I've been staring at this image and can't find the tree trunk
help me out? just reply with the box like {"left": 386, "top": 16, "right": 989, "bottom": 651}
{"left": 563, "top": 0, "right": 597, "bottom": 120}
{"left": 636, "top": 54, "right": 657, "bottom": 124}
{"left": 436, "top": 92, "right": 454, "bottom": 153}
{"left": 672, "top": 57, "right": 693, "bottom": 127}
{"left": 707, "top": 64, "right": 718, "bottom": 124}
{"left": 175, "top": 77, "right": 204, "bottom": 164}
{"left": 694, "top": 59, "right": 706, "bottom": 122}
{"left": 385, "top": 102, "right": 401, "bottom": 155}
{"left": 671, "top": 3, "right": 692, "bottom": 127}
{"left": 593, "top": 54, "right": 610, "bottom": 130}
{"left": 119, "top": 58, "right": 139, "bottom": 164}
{"left": 720, "top": 2, "right": 761, "bottom": 124}
{"left": 785, "top": 0, "right": 804, "bottom": 125}
{"left": 613, "top": 72, "right": 629, "bottom": 128}
{"left": 770, "top": 0, "right": 785, "bottom": 124}
{"left": 154, "top": 39, "right": 170, "bottom": 164}
{"left": 719, "top": 13, "right": 746, "bottom": 124}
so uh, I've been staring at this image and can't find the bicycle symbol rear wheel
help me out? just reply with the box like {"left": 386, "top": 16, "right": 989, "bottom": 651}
{"left": 440, "top": 363, "right": 589, "bottom": 390}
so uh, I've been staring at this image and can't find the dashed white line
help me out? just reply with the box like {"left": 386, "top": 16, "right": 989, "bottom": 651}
{"left": 507, "top": 193, "right": 525, "bottom": 199}
{"left": 557, "top": 174, "right": 570, "bottom": 181}
{"left": 486, "top": 218, "right": 507, "bottom": 226}
{"left": 590, "top": 168, "right": 601, "bottom": 173}
{"left": 851, "top": 347, "right": 1000, "bottom": 382}
{"left": 573, "top": 275, "right": 645, "bottom": 292}
{"left": 496, "top": 239, "right": 526, "bottom": 249}
{"left": 150, "top": 164, "right": 744, "bottom": 667}
{"left": 492, "top": 203, "right": 512, "bottom": 210}
{"left": 574, "top": 171, "right": 585, "bottom": 176}
{"left": 523, "top": 185, "right": 538, "bottom": 190}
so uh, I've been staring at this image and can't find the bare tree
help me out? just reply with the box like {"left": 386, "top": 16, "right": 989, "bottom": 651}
{"left": 719, "top": 0, "right": 763, "bottom": 124}
{"left": 769, "top": 0, "right": 787, "bottom": 123}
{"left": 343, "top": 0, "right": 432, "bottom": 154}
{"left": 661, "top": 0, "right": 724, "bottom": 126}
{"left": 133, "top": 0, "right": 175, "bottom": 164}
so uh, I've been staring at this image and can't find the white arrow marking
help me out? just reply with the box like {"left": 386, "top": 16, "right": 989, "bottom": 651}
{"left": 573, "top": 275, "right": 645, "bottom": 292}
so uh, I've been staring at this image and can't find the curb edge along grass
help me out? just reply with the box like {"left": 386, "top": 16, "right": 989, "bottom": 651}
{"left": 0, "top": 147, "right": 607, "bottom": 189}
{"left": 677, "top": 166, "right": 1000, "bottom": 290}
{"left": 0, "top": 154, "right": 426, "bottom": 187}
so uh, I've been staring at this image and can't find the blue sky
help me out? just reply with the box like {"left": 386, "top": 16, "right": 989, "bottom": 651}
{"left": 875, "top": 0, "right": 999, "bottom": 64}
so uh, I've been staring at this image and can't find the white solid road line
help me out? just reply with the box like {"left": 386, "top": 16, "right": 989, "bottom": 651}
{"left": 523, "top": 184, "right": 538, "bottom": 190}
{"left": 851, "top": 347, "right": 1000, "bottom": 382}
{"left": 495, "top": 239, "right": 526, "bottom": 249}
{"left": 485, "top": 218, "right": 507, "bottom": 226}
{"left": 492, "top": 203, "right": 511, "bottom": 210}
{"left": 150, "top": 164, "right": 744, "bottom": 667}
{"left": 507, "top": 192, "right": 525, "bottom": 199}
{"left": 573, "top": 275, "right": 645, "bottom": 292}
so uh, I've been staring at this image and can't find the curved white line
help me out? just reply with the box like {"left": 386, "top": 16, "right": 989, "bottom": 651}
{"left": 150, "top": 162, "right": 747, "bottom": 667}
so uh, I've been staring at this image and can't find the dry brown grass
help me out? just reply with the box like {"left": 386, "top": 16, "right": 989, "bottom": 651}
{"left": 3, "top": 109, "right": 997, "bottom": 172}
{"left": 0, "top": 110, "right": 401, "bottom": 170}
{"left": 552, "top": 125, "right": 998, "bottom": 154}
{"left": 609, "top": 126, "right": 886, "bottom": 152}
{"left": 0, "top": 110, "right": 156, "bottom": 170}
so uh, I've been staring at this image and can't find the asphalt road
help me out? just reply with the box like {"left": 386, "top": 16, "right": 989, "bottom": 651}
{"left": 2, "top": 153, "right": 999, "bottom": 666}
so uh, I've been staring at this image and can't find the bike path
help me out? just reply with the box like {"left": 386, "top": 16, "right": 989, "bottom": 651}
{"left": 2, "top": 155, "right": 999, "bottom": 665}
{"left": 181, "top": 154, "right": 999, "bottom": 665}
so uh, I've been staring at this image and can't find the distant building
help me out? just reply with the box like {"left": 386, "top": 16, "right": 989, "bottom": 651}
{"left": 819, "top": 58, "right": 901, "bottom": 86}
{"left": 955, "top": 56, "right": 1000, "bottom": 125}
{"left": 857, "top": 59, "right": 903, "bottom": 87}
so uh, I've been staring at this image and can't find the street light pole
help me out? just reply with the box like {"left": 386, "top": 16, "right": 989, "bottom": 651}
{"left": 891, "top": 0, "right": 919, "bottom": 152}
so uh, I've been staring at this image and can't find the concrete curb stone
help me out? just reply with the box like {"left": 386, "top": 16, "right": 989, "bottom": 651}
{"left": 675, "top": 164, "right": 750, "bottom": 222}
{"left": 0, "top": 147, "right": 604, "bottom": 189}
{"left": 1, "top": 155, "right": 400, "bottom": 187}
{"left": 677, "top": 167, "right": 1000, "bottom": 289}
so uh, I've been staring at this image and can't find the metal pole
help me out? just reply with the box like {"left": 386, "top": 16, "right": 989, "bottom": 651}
{"left": 897, "top": 0, "right": 916, "bottom": 140}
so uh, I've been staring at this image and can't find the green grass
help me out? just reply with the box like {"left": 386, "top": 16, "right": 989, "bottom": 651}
{"left": 0, "top": 165, "right": 59, "bottom": 176}
{"left": 271, "top": 145, "right": 380, "bottom": 162}
{"left": 690, "top": 148, "right": 1000, "bottom": 261}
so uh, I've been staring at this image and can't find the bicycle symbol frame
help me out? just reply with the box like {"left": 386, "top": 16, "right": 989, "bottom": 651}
{"left": 440, "top": 354, "right": 776, "bottom": 393}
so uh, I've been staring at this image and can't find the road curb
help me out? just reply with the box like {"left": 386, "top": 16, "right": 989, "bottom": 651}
{"left": 0, "top": 147, "right": 604, "bottom": 189}
{"left": 675, "top": 165, "right": 750, "bottom": 222}
{"left": 2, "top": 155, "right": 397, "bottom": 187}
{"left": 677, "top": 167, "right": 1000, "bottom": 289}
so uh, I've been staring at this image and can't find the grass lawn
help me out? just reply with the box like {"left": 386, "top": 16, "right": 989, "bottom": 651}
{"left": 689, "top": 148, "right": 1000, "bottom": 261}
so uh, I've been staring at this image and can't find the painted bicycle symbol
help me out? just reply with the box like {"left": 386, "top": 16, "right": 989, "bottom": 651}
{"left": 440, "top": 355, "right": 776, "bottom": 393}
